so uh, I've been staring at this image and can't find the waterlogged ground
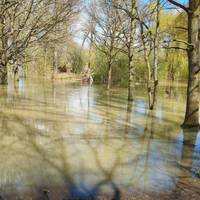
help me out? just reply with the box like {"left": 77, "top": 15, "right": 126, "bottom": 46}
{"left": 0, "top": 79, "right": 199, "bottom": 200}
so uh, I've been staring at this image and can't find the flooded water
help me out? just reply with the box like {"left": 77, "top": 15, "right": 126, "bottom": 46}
{"left": 0, "top": 79, "right": 199, "bottom": 200}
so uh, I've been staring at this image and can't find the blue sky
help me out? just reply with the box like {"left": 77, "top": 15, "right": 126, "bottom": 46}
{"left": 177, "top": 0, "right": 188, "bottom": 4}
{"left": 168, "top": 0, "right": 188, "bottom": 5}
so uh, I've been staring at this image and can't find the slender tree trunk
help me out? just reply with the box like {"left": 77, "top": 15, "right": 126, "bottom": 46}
{"left": 0, "top": 13, "right": 8, "bottom": 84}
{"left": 142, "top": 40, "right": 153, "bottom": 109}
{"left": 139, "top": 13, "right": 153, "bottom": 109}
{"left": 166, "top": 63, "right": 174, "bottom": 95}
{"left": 53, "top": 0, "right": 59, "bottom": 74}
{"left": 44, "top": 47, "right": 47, "bottom": 76}
{"left": 11, "top": 56, "right": 24, "bottom": 81}
{"left": 128, "top": 0, "right": 137, "bottom": 101}
{"left": 88, "top": 34, "right": 93, "bottom": 70}
{"left": 143, "top": 39, "right": 153, "bottom": 109}
{"left": 53, "top": 46, "right": 59, "bottom": 73}
{"left": 106, "top": 0, "right": 117, "bottom": 90}
{"left": 107, "top": 57, "right": 112, "bottom": 90}
{"left": 12, "top": 61, "right": 18, "bottom": 81}
{"left": 128, "top": 54, "right": 135, "bottom": 101}
{"left": 152, "top": 0, "right": 160, "bottom": 109}
{"left": 87, "top": 33, "right": 94, "bottom": 84}
{"left": 182, "top": 1, "right": 200, "bottom": 127}
{"left": 146, "top": 60, "right": 153, "bottom": 109}
{"left": 0, "top": 12, "right": 8, "bottom": 83}
{"left": 107, "top": 36, "right": 114, "bottom": 90}
{"left": 0, "top": 62, "right": 7, "bottom": 84}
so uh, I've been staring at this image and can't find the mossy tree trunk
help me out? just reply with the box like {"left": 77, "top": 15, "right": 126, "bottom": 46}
{"left": 183, "top": 1, "right": 200, "bottom": 127}
{"left": 168, "top": 0, "right": 200, "bottom": 127}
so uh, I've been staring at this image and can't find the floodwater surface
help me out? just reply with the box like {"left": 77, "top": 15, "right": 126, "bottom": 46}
{"left": 0, "top": 79, "right": 199, "bottom": 200}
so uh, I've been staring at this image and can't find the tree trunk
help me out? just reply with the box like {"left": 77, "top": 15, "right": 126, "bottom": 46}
{"left": 0, "top": 63, "right": 7, "bottom": 84}
{"left": 128, "top": 54, "right": 135, "bottom": 101}
{"left": 139, "top": 14, "right": 153, "bottom": 109}
{"left": 152, "top": 0, "right": 160, "bottom": 109}
{"left": 107, "top": 37, "right": 114, "bottom": 90}
{"left": 182, "top": 1, "right": 200, "bottom": 128}
{"left": 128, "top": 0, "right": 136, "bottom": 101}
{"left": 53, "top": 46, "right": 59, "bottom": 73}
{"left": 44, "top": 46, "right": 48, "bottom": 76}
{"left": 166, "top": 63, "right": 174, "bottom": 96}
{"left": 107, "top": 58, "right": 112, "bottom": 90}
{"left": 147, "top": 62, "right": 153, "bottom": 110}
{"left": 88, "top": 33, "right": 93, "bottom": 70}
{"left": 143, "top": 41, "right": 153, "bottom": 109}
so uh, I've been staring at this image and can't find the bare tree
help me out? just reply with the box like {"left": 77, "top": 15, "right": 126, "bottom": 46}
{"left": 136, "top": 0, "right": 162, "bottom": 109}
{"left": 80, "top": 1, "right": 97, "bottom": 84}
{"left": 115, "top": 0, "right": 137, "bottom": 101}
{"left": 89, "top": 0, "right": 123, "bottom": 89}
{"left": 0, "top": 0, "right": 80, "bottom": 84}
{"left": 152, "top": 0, "right": 160, "bottom": 108}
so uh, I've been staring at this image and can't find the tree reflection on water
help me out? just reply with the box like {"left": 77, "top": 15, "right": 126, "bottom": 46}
{"left": 0, "top": 80, "right": 199, "bottom": 199}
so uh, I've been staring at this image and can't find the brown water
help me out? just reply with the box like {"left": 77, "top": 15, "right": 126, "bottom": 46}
{"left": 0, "top": 79, "right": 199, "bottom": 200}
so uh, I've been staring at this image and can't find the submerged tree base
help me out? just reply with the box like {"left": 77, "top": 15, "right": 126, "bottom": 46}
{"left": 128, "top": 96, "right": 134, "bottom": 102}
{"left": 181, "top": 123, "right": 200, "bottom": 130}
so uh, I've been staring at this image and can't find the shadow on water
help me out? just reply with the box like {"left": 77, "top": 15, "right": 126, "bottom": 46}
{"left": 179, "top": 129, "right": 200, "bottom": 175}
{"left": 0, "top": 111, "right": 122, "bottom": 200}
{"left": 0, "top": 79, "right": 199, "bottom": 199}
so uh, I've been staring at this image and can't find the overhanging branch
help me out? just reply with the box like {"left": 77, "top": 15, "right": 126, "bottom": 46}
{"left": 167, "top": 0, "right": 189, "bottom": 13}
